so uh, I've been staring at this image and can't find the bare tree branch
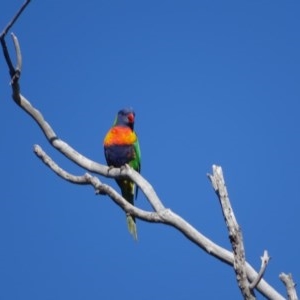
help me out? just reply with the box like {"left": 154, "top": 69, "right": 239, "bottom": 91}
{"left": 208, "top": 165, "right": 255, "bottom": 299}
{"left": 280, "top": 273, "right": 298, "bottom": 300}
{"left": 1, "top": 4, "right": 297, "bottom": 299}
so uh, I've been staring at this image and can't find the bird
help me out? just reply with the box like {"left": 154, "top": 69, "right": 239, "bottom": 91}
{"left": 103, "top": 108, "right": 141, "bottom": 240}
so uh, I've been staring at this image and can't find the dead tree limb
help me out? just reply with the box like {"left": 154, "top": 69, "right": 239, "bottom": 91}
{"left": 208, "top": 165, "right": 256, "bottom": 299}
{"left": 207, "top": 166, "right": 271, "bottom": 298}
{"left": 1, "top": 3, "right": 298, "bottom": 300}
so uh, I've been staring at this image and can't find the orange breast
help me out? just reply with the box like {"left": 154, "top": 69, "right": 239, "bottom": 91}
{"left": 104, "top": 126, "right": 137, "bottom": 146}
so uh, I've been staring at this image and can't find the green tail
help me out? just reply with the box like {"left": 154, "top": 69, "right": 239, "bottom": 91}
{"left": 116, "top": 179, "right": 138, "bottom": 240}
{"left": 126, "top": 214, "right": 138, "bottom": 240}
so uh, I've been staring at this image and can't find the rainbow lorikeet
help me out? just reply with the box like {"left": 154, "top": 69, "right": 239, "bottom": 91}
{"left": 103, "top": 108, "right": 141, "bottom": 240}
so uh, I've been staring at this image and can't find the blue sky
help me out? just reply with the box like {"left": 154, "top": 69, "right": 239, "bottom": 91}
{"left": 1, "top": 1, "right": 299, "bottom": 299}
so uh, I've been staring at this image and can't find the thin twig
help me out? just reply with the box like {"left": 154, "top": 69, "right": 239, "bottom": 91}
{"left": 10, "top": 33, "right": 22, "bottom": 84}
{"left": 11, "top": 33, "right": 22, "bottom": 71}
{"left": 33, "top": 144, "right": 91, "bottom": 185}
{"left": 0, "top": 0, "right": 31, "bottom": 39}
{"left": 250, "top": 250, "right": 271, "bottom": 289}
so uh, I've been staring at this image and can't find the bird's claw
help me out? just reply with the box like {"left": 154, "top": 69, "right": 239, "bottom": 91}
{"left": 107, "top": 165, "right": 114, "bottom": 175}
{"left": 121, "top": 164, "right": 131, "bottom": 172}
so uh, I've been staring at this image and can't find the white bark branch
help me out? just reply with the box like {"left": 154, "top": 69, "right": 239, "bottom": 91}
{"left": 208, "top": 165, "right": 255, "bottom": 299}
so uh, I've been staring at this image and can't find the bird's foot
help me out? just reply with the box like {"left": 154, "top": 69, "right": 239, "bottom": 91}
{"left": 120, "top": 165, "right": 127, "bottom": 173}
{"left": 120, "top": 164, "right": 131, "bottom": 173}
{"left": 107, "top": 165, "right": 114, "bottom": 175}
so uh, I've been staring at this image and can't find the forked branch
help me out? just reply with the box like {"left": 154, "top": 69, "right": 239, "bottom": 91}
{"left": 0, "top": 0, "right": 30, "bottom": 78}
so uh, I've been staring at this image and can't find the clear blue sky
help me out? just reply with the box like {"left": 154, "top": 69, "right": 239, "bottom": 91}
{"left": 1, "top": 1, "right": 299, "bottom": 299}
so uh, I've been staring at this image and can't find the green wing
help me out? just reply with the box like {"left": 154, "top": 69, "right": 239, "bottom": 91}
{"left": 134, "top": 138, "right": 141, "bottom": 172}
{"left": 127, "top": 138, "right": 141, "bottom": 200}
{"left": 118, "top": 139, "right": 140, "bottom": 240}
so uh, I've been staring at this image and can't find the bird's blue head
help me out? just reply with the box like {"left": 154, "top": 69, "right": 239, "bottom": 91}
{"left": 114, "top": 108, "right": 135, "bottom": 129}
